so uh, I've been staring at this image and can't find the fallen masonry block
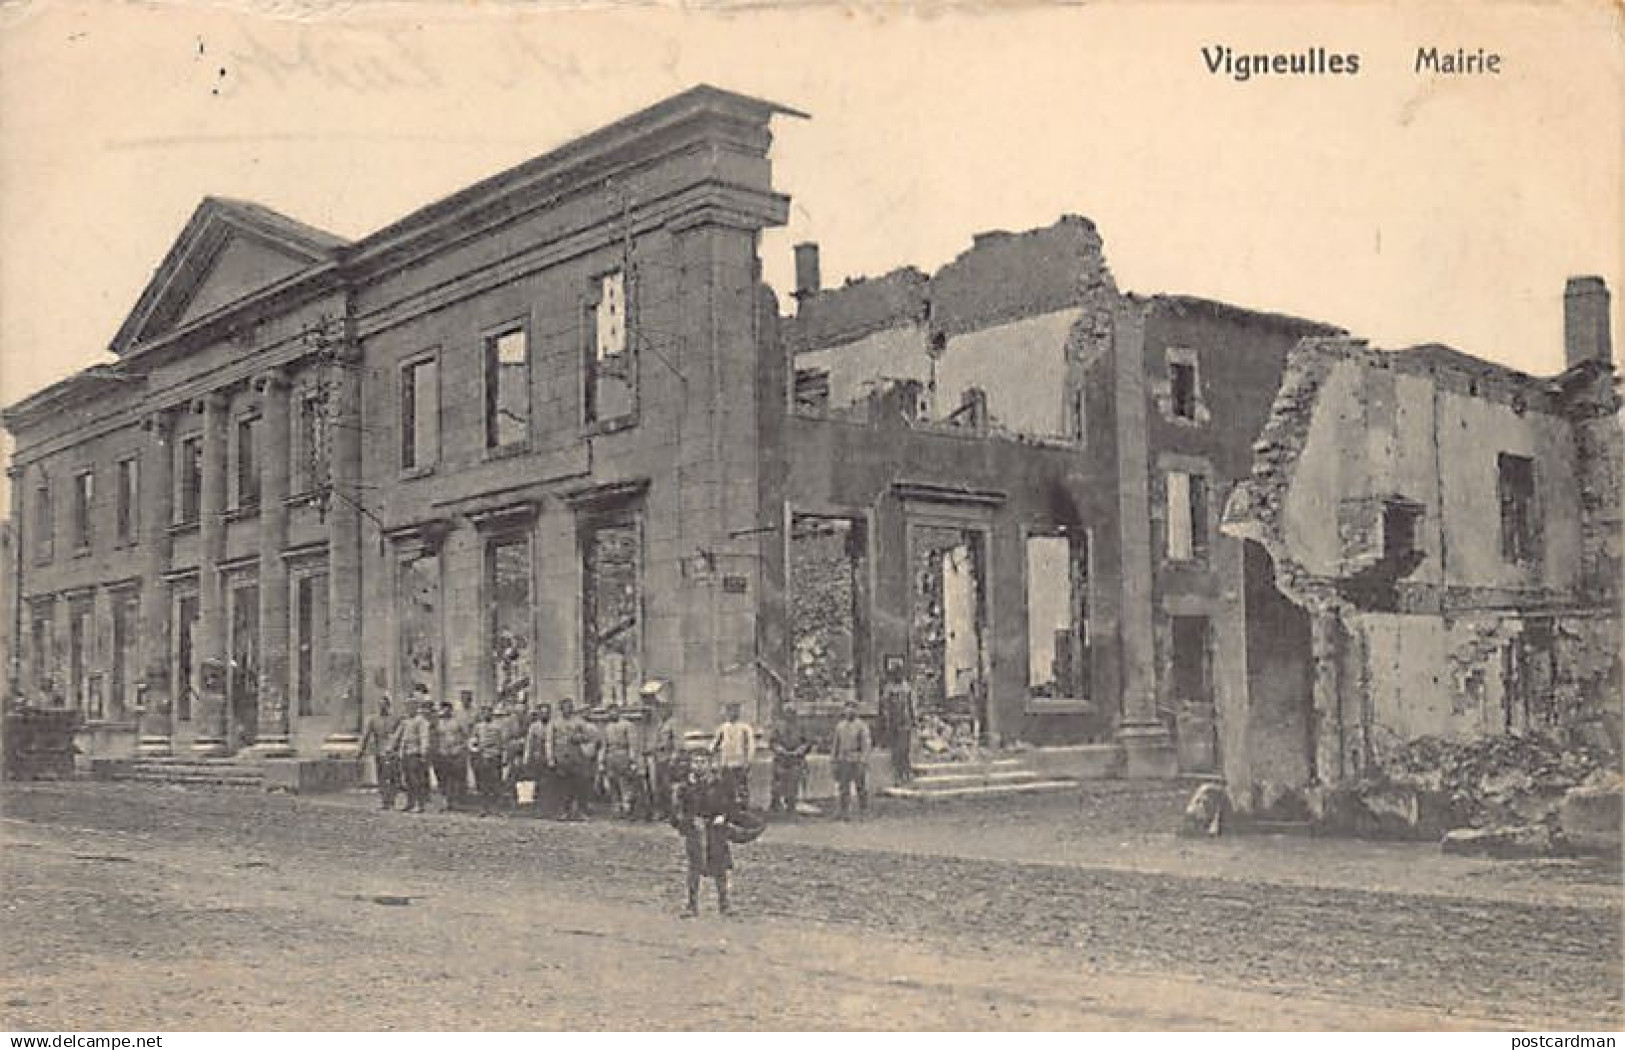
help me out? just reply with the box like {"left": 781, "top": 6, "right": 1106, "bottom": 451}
{"left": 1440, "top": 823, "right": 1557, "bottom": 859}
{"left": 1559, "top": 775, "right": 1624, "bottom": 853}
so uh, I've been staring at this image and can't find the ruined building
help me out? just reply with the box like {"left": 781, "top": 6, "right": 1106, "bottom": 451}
{"left": 6, "top": 85, "right": 1610, "bottom": 794}
{"left": 1222, "top": 278, "right": 1622, "bottom": 809}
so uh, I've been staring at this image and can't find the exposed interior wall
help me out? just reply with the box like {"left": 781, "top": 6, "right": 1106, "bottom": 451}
{"left": 935, "top": 307, "right": 1084, "bottom": 438}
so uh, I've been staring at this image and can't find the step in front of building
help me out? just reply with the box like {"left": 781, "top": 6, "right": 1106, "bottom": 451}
{"left": 882, "top": 756, "right": 1078, "bottom": 801}
{"left": 95, "top": 757, "right": 266, "bottom": 789}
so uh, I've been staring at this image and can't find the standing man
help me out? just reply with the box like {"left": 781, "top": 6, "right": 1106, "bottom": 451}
{"left": 882, "top": 662, "right": 917, "bottom": 785}
{"left": 649, "top": 700, "right": 682, "bottom": 822}
{"left": 599, "top": 704, "right": 641, "bottom": 819}
{"left": 396, "top": 697, "right": 436, "bottom": 814}
{"left": 468, "top": 706, "right": 506, "bottom": 815}
{"left": 552, "top": 698, "right": 595, "bottom": 821}
{"left": 831, "top": 701, "right": 873, "bottom": 820}
{"left": 711, "top": 700, "right": 756, "bottom": 811}
{"left": 434, "top": 697, "right": 469, "bottom": 811}
{"left": 359, "top": 695, "right": 403, "bottom": 811}
{"left": 770, "top": 708, "right": 812, "bottom": 814}
{"left": 522, "top": 703, "right": 556, "bottom": 817}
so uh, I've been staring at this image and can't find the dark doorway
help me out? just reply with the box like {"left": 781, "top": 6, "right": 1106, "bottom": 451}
{"left": 1171, "top": 615, "right": 1218, "bottom": 773}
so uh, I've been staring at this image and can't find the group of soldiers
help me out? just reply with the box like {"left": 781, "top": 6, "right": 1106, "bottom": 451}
{"left": 357, "top": 684, "right": 689, "bottom": 820}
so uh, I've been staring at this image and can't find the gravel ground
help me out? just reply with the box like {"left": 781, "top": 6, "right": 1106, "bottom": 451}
{"left": 1, "top": 781, "right": 1620, "bottom": 1030}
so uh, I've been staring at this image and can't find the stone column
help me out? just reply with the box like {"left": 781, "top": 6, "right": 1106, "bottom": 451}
{"left": 323, "top": 337, "right": 365, "bottom": 755}
{"left": 254, "top": 370, "right": 294, "bottom": 756}
{"left": 1111, "top": 302, "right": 1177, "bottom": 777}
{"left": 190, "top": 391, "right": 230, "bottom": 756}
{"left": 136, "top": 409, "right": 176, "bottom": 756}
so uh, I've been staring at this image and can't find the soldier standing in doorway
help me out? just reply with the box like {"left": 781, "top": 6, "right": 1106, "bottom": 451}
{"left": 882, "top": 661, "right": 917, "bottom": 785}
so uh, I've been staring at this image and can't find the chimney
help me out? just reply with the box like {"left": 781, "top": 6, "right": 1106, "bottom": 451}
{"left": 1565, "top": 276, "right": 1613, "bottom": 370}
{"left": 793, "top": 242, "right": 821, "bottom": 308}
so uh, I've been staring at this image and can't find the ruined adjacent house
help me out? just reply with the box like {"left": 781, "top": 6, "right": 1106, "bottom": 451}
{"left": 1221, "top": 278, "right": 1622, "bottom": 811}
{"left": 773, "top": 218, "right": 1343, "bottom": 776}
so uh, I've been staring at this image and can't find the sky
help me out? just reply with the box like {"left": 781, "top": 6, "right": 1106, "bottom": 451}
{"left": 1, "top": 0, "right": 1622, "bottom": 496}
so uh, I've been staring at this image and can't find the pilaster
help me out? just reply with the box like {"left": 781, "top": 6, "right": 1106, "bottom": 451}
{"left": 136, "top": 409, "right": 175, "bottom": 756}
{"left": 253, "top": 370, "right": 295, "bottom": 756}
{"left": 191, "top": 391, "right": 231, "bottom": 756}
{"left": 322, "top": 335, "right": 365, "bottom": 755}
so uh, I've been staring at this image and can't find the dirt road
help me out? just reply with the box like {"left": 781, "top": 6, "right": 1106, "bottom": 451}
{"left": 2, "top": 783, "right": 1618, "bottom": 1030}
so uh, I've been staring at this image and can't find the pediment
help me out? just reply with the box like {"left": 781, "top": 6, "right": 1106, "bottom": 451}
{"left": 111, "top": 197, "right": 347, "bottom": 356}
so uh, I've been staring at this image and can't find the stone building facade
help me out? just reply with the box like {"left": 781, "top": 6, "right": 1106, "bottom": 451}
{"left": 5, "top": 87, "right": 799, "bottom": 767}
{"left": 1221, "top": 278, "right": 1622, "bottom": 808}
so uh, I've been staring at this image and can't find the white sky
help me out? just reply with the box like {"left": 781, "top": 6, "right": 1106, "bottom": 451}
{"left": 1, "top": 0, "right": 1622, "bottom": 493}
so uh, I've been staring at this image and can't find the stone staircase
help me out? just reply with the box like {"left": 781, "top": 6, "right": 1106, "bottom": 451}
{"left": 881, "top": 755, "right": 1077, "bottom": 802}
{"left": 93, "top": 755, "right": 266, "bottom": 790}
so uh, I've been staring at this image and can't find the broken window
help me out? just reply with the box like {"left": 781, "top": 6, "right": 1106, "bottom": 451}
{"left": 173, "top": 591, "right": 199, "bottom": 721}
{"left": 1168, "top": 349, "right": 1201, "bottom": 422}
{"left": 585, "top": 271, "right": 635, "bottom": 427}
{"left": 29, "top": 602, "right": 55, "bottom": 702}
{"left": 400, "top": 356, "right": 439, "bottom": 471}
{"left": 110, "top": 590, "right": 138, "bottom": 721}
{"left": 582, "top": 517, "right": 640, "bottom": 710}
{"left": 68, "top": 600, "right": 95, "bottom": 718}
{"left": 33, "top": 477, "right": 52, "bottom": 563}
{"left": 1166, "top": 471, "right": 1209, "bottom": 563}
{"left": 911, "top": 525, "right": 988, "bottom": 733}
{"left": 488, "top": 536, "right": 533, "bottom": 707}
{"left": 293, "top": 394, "right": 326, "bottom": 495}
{"left": 486, "top": 329, "right": 531, "bottom": 450}
{"left": 177, "top": 435, "right": 202, "bottom": 524}
{"left": 229, "top": 583, "right": 259, "bottom": 747}
{"left": 1498, "top": 453, "right": 1538, "bottom": 564}
{"left": 790, "top": 515, "right": 863, "bottom": 712}
{"left": 397, "top": 550, "right": 441, "bottom": 696}
{"left": 1068, "top": 386, "right": 1087, "bottom": 442}
{"left": 1503, "top": 619, "right": 1557, "bottom": 731}
{"left": 794, "top": 369, "right": 832, "bottom": 417}
{"left": 235, "top": 416, "right": 260, "bottom": 509}
{"left": 1025, "top": 532, "right": 1090, "bottom": 703}
{"left": 115, "top": 457, "right": 138, "bottom": 545}
{"left": 71, "top": 470, "right": 93, "bottom": 551}
{"left": 293, "top": 572, "right": 328, "bottom": 716}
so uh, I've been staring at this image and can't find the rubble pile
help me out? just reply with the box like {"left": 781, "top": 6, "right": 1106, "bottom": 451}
{"left": 1373, "top": 732, "right": 1614, "bottom": 830}
{"left": 1332, "top": 731, "right": 1624, "bottom": 856}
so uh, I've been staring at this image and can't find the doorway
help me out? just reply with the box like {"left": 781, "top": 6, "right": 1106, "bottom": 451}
{"left": 910, "top": 524, "right": 989, "bottom": 744}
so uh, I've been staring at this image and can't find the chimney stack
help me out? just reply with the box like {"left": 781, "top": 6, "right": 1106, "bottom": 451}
{"left": 1564, "top": 276, "right": 1613, "bottom": 370}
{"left": 793, "top": 242, "right": 821, "bottom": 309}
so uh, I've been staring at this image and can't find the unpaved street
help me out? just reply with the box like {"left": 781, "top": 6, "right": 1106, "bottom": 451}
{"left": 1, "top": 782, "right": 1619, "bottom": 1030}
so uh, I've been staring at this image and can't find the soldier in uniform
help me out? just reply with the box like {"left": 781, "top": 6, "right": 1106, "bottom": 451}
{"left": 468, "top": 705, "right": 507, "bottom": 815}
{"left": 522, "top": 703, "right": 556, "bottom": 817}
{"left": 599, "top": 704, "right": 641, "bottom": 819}
{"left": 359, "top": 695, "right": 404, "bottom": 811}
{"left": 396, "top": 697, "right": 437, "bottom": 814}
{"left": 553, "top": 698, "right": 596, "bottom": 821}
{"left": 770, "top": 708, "right": 812, "bottom": 814}
{"left": 650, "top": 700, "right": 682, "bottom": 822}
{"left": 433, "top": 697, "right": 469, "bottom": 811}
